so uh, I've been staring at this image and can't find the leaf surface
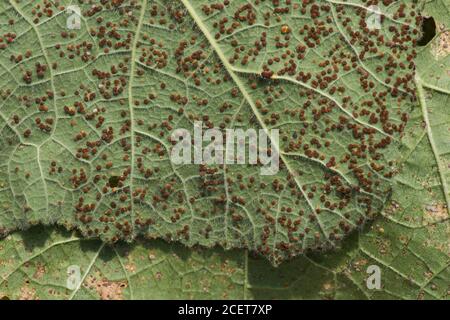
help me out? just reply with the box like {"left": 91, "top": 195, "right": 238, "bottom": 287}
{"left": 0, "top": 0, "right": 424, "bottom": 264}
{"left": 1, "top": 0, "right": 448, "bottom": 300}
{"left": 0, "top": 227, "right": 246, "bottom": 300}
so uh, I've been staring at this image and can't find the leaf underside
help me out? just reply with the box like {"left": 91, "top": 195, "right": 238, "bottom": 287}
{"left": 0, "top": 0, "right": 449, "bottom": 301}
{"left": 0, "top": 0, "right": 433, "bottom": 266}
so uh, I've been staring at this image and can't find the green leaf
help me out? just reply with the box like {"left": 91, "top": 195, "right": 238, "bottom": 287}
{"left": 0, "top": 0, "right": 424, "bottom": 265}
{"left": 0, "top": 0, "right": 449, "bottom": 301}
{"left": 0, "top": 226, "right": 246, "bottom": 300}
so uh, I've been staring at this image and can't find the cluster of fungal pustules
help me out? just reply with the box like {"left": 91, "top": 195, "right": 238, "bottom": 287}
{"left": 0, "top": 0, "right": 422, "bottom": 263}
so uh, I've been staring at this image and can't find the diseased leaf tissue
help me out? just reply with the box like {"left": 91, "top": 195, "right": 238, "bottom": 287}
{"left": 0, "top": 0, "right": 449, "bottom": 300}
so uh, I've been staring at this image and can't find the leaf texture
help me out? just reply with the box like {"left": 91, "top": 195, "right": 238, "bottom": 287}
{"left": 0, "top": 0, "right": 425, "bottom": 265}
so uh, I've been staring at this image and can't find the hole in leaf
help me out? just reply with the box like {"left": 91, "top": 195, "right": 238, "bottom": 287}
{"left": 417, "top": 16, "right": 436, "bottom": 46}
{"left": 109, "top": 176, "right": 120, "bottom": 188}
{"left": 1, "top": 296, "right": 10, "bottom": 300}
